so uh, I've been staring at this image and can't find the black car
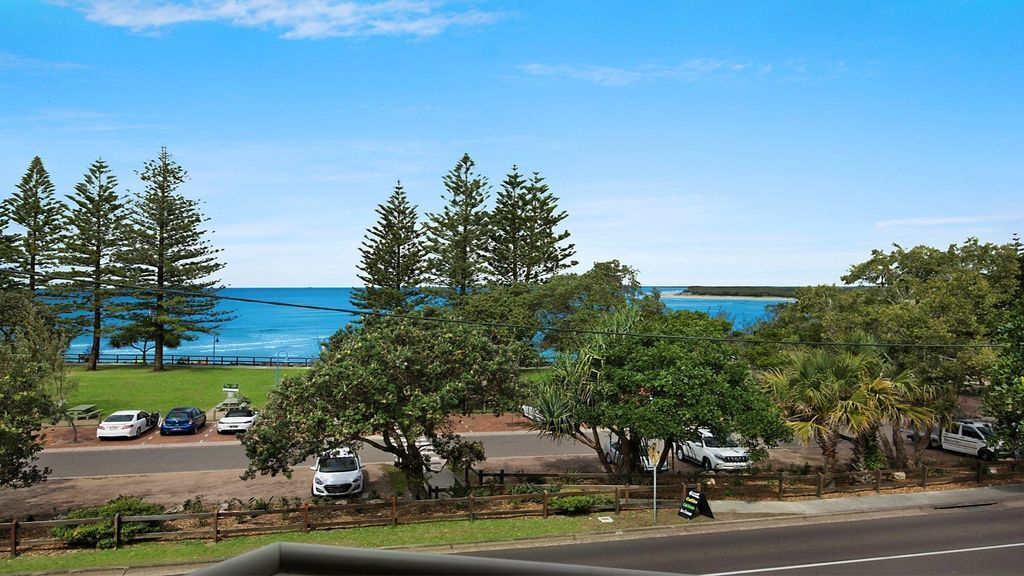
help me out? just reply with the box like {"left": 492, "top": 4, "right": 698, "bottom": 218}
{"left": 160, "top": 406, "right": 207, "bottom": 435}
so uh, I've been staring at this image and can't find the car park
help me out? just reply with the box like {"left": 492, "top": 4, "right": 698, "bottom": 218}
{"left": 311, "top": 448, "right": 364, "bottom": 497}
{"left": 675, "top": 428, "right": 750, "bottom": 472}
{"left": 96, "top": 410, "right": 159, "bottom": 440}
{"left": 160, "top": 406, "right": 207, "bottom": 435}
{"left": 216, "top": 407, "right": 259, "bottom": 434}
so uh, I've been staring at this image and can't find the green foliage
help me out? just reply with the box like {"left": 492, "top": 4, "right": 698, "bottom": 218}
{"left": 241, "top": 314, "right": 520, "bottom": 499}
{"left": 351, "top": 182, "right": 427, "bottom": 312}
{"left": 120, "top": 148, "right": 229, "bottom": 371}
{"left": 425, "top": 154, "right": 490, "bottom": 298}
{"left": 1, "top": 156, "right": 66, "bottom": 292}
{"left": 549, "top": 494, "right": 612, "bottom": 515}
{"left": 56, "top": 158, "right": 130, "bottom": 370}
{"left": 51, "top": 496, "right": 164, "bottom": 549}
{"left": 0, "top": 291, "right": 62, "bottom": 488}
{"left": 181, "top": 495, "right": 207, "bottom": 514}
{"left": 985, "top": 236, "right": 1024, "bottom": 458}
{"left": 482, "top": 166, "right": 575, "bottom": 285}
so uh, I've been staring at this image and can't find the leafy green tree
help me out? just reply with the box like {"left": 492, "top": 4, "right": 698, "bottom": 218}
{"left": 0, "top": 214, "right": 18, "bottom": 291}
{"left": 121, "top": 148, "right": 228, "bottom": 371}
{"left": 2, "top": 156, "right": 66, "bottom": 292}
{"left": 351, "top": 182, "right": 427, "bottom": 312}
{"left": 0, "top": 291, "right": 63, "bottom": 488}
{"left": 240, "top": 314, "right": 519, "bottom": 499}
{"left": 108, "top": 319, "right": 181, "bottom": 366}
{"left": 527, "top": 309, "right": 788, "bottom": 477}
{"left": 58, "top": 159, "right": 129, "bottom": 370}
{"left": 483, "top": 166, "right": 576, "bottom": 285}
{"left": 424, "top": 154, "right": 489, "bottom": 299}
{"left": 985, "top": 236, "right": 1024, "bottom": 458}
{"left": 762, "top": 344, "right": 933, "bottom": 473}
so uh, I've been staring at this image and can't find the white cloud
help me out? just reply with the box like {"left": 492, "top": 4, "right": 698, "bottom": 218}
{"left": 519, "top": 59, "right": 752, "bottom": 87}
{"left": 0, "top": 51, "right": 87, "bottom": 72}
{"left": 875, "top": 213, "right": 1024, "bottom": 228}
{"left": 62, "top": 0, "right": 503, "bottom": 39}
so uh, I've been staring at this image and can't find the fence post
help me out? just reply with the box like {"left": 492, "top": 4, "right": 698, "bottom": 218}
{"left": 468, "top": 495, "right": 476, "bottom": 521}
{"left": 9, "top": 520, "right": 16, "bottom": 558}
{"left": 777, "top": 473, "right": 785, "bottom": 501}
{"left": 921, "top": 465, "right": 928, "bottom": 488}
{"left": 875, "top": 470, "right": 882, "bottom": 493}
{"left": 212, "top": 510, "right": 220, "bottom": 543}
{"left": 303, "top": 503, "right": 311, "bottom": 532}
{"left": 615, "top": 487, "right": 621, "bottom": 513}
{"left": 113, "top": 513, "right": 121, "bottom": 549}
{"left": 391, "top": 496, "right": 398, "bottom": 526}
{"left": 817, "top": 472, "right": 824, "bottom": 498}
{"left": 543, "top": 491, "right": 549, "bottom": 518}
{"left": 977, "top": 460, "right": 984, "bottom": 484}
{"left": 499, "top": 469, "right": 505, "bottom": 485}
{"left": 464, "top": 467, "right": 470, "bottom": 487}
{"left": 476, "top": 469, "right": 484, "bottom": 485}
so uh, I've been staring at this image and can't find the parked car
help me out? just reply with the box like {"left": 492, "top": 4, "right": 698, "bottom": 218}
{"left": 675, "top": 428, "right": 750, "bottom": 472}
{"left": 160, "top": 406, "right": 207, "bottom": 435}
{"left": 604, "top": 438, "right": 670, "bottom": 472}
{"left": 903, "top": 419, "right": 1000, "bottom": 459}
{"left": 216, "top": 407, "right": 259, "bottom": 434}
{"left": 96, "top": 410, "right": 159, "bottom": 440}
{"left": 311, "top": 448, "right": 364, "bottom": 497}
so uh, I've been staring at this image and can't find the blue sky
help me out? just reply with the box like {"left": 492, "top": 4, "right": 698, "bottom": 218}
{"left": 1, "top": 1, "right": 1021, "bottom": 287}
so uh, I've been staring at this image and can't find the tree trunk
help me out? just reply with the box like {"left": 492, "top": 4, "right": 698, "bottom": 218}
{"left": 816, "top": 432, "right": 840, "bottom": 476}
{"left": 89, "top": 302, "right": 101, "bottom": 372}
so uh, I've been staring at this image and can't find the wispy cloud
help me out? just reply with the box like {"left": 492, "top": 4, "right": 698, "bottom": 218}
{"left": 519, "top": 59, "right": 752, "bottom": 87}
{"left": 61, "top": 0, "right": 503, "bottom": 39}
{"left": 875, "top": 213, "right": 1024, "bottom": 228}
{"left": 0, "top": 51, "right": 87, "bottom": 72}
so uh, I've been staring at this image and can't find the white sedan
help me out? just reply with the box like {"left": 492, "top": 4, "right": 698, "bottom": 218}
{"left": 96, "top": 410, "right": 159, "bottom": 440}
{"left": 216, "top": 407, "right": 259, "bottom": 434}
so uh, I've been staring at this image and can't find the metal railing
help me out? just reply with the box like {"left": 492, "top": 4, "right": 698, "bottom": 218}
{"left": 64, "top": 353, "right": 314, "bottom": 367}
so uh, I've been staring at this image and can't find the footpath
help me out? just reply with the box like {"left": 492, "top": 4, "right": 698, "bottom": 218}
{"left": 17, "top": 484, "right": 1024, "bottom": 576}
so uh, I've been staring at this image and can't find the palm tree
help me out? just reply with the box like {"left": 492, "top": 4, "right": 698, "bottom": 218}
{"left": 762, "top": 344, "right": 934, "bottom": 475}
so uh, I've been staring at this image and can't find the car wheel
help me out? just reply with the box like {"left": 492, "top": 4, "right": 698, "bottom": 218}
{"left": 979, "top": 448, "right": 994, "bottom": 461}
{"left": 191, "top": 424, "right": 198, "bottom": 434}
{"left": 675, "top": 447, "right": 686, "bottom": 462}
{"left": 160, "top": 429, "right": 166, "bottom": 436}
{"left": 133, "top": 427, "right": 140, "bottom": 439}
{"left": 928, "top": 437, "right": 940, "bottom": 449}
{"left": 702, "top": 458, "right": 713, "bottom": 472}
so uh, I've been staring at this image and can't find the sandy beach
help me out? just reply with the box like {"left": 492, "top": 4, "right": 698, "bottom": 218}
{"left": 660, "top": 291, "right": 795, "bottom": 301}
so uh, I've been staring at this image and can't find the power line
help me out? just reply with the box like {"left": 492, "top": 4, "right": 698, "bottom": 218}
{"left": 0, "top": 268, "right": 1005, "bottom": 350}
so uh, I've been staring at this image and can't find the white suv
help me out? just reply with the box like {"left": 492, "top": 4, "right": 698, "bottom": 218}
{"left": 311, "top": 448, "right": 364, "bottom": 497}
{"left": 675, "top": 429, "right": 750, "bottom": 472}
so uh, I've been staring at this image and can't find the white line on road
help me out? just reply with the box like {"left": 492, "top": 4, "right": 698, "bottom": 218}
{"left": 703, "top": 542, "right": 1024, "bottom": 575}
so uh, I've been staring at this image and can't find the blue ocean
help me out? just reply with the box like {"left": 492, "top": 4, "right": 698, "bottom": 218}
{"left": 67, "top": 288, "right": 791, "bottom": 360}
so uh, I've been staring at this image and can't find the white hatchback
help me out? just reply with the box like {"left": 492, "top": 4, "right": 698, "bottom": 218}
{"left": 311, "top": 448, "right": 364, "bottom": 497}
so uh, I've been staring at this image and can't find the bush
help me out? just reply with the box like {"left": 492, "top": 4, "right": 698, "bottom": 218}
{"left": 52, "top": 496, "right": 164, "bottom": 549}
{"left": 182, "top": 494, "right": 207, "bottom": 514}
{"left": 549, "top": 494, "right": 613, "bottom": 515}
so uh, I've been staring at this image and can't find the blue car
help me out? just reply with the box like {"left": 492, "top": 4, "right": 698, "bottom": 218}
{"left": 160, "top": 406, "right": 207, "bottom": 435}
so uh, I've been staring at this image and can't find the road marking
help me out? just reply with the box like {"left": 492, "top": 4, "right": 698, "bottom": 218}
{"left": 703, "top": 542, "right": 1024, "bottom": 575}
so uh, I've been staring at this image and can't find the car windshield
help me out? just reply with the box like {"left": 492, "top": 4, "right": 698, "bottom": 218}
{"left": 225, "top": 409, "right": 253, "bottom": 418}
{"left": 166, "top": 412, "right": 190, "bottom": 420}
{"left": 319, "top": 457, "right": 358, "bottom": 473}
{"left": 976, "top": 425, "right": 993, "bottom": 438}
{"left": 704, "top": 435, "right": 739, "bottom": 448}
{"left": 105, "top": 414, "right": 134, "bottom": 422}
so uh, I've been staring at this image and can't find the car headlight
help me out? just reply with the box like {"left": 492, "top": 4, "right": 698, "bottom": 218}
{"left": 314, "top": 477, "right": 324, "bottom": 485}
{"left": 712, "top": 452, "right": 724, "bottom": 459}
{"left": 352, "top": 476, "right": 362, "bottom": 484}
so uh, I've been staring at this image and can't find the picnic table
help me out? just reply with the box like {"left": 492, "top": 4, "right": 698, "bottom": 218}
{"left": 67, "top": 404, "right": 101, "bottom": 422}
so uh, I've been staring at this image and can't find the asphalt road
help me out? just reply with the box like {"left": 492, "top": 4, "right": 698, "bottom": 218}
{"left": 38, "top": 433, "right": 591, "bottom": 478}
{"left": 468, "top": 504, "right": 1024, "bottom": 575}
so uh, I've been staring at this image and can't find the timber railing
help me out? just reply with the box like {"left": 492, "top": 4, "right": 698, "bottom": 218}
{"left": 64, "top": 353, "right": 314, "bottom": 367}
{"left": 5, "top": 460, "right": 1023, "bottom": 557}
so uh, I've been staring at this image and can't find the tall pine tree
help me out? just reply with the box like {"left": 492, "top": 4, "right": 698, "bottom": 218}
{"left": 2, "top": 157, "right": 66, "bottom": 292}
{"left": 483, "top": 166, "right": 576, "bottom": 285}
{"left": 122, "top": 148, "right": 228, "bottom": 371}
{"left": 59, "top": 159, "right": 129, "bottom": 370}
{"left": 351, "top": 182, "right": 427, "bottom": 312}
{"left": 424, "top": 154, "right": 489, "bottom": 298}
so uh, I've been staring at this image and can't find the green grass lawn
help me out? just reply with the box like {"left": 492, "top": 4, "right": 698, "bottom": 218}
{"left": 0, "top": 511, "right": 704, "bottom": 574}
{"left": 66, "top": 365, "right": 307, "bottom": 415}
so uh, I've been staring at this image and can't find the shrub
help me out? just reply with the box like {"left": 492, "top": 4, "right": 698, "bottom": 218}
{"left": 506, "top": 482, "right": 545, "bottom": 495}
{"left": 182, "top": 494, "right": 207, "bottom": 514}
{"left": 52, "top": 496, "right": 164, "bottom": 549}
{"left": 549, "top": 494, "right": 613, "bottom": 515}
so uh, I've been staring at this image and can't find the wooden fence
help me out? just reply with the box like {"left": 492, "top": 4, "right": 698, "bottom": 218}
{"left": 4, "top": 460, "right": 1022, "bottom": 558}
